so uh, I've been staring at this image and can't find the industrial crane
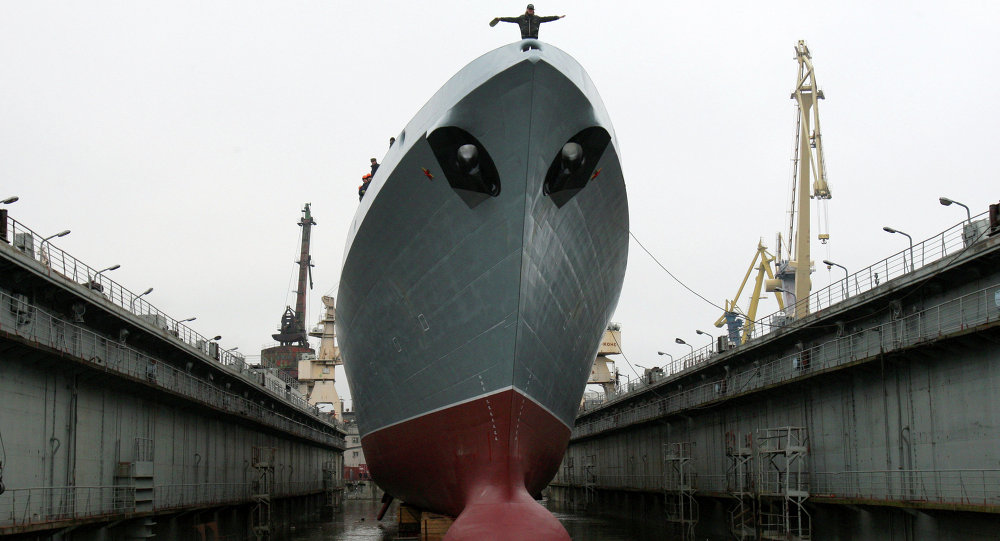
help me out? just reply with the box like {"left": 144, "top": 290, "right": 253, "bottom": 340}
{"left": 714, "top": 241, "right": 784, "bottom": 345}
{"left": 772, "top": 40, "right": 832, "bottom": 318}
{"left": 717, "top": 41, "right": 833, "bottom": 339}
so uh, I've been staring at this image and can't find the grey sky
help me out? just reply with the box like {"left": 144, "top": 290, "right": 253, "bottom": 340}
{"left": 3, "top": 1, "right": 997, "bottom": 404}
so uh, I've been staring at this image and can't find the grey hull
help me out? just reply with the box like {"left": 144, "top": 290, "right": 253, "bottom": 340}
{"left": 336, "top": 40, "right": 628, "bottom": 443}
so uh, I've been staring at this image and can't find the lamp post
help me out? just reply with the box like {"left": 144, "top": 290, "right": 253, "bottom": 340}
{"left": 883, "top": 226, "right": 914, "bottom": 272}
{"left": 823, "top": 259, "right": 850, "bottom": 298}
{"left": 39, "top": 230, "right": 70, "bottom": 258}
{"left": 130, "top": 287, "right": 153, "bottom": 312}
{"left": 939, "top": 196, "right": 972, "bottom": 225}
{"left": 695, "top": 329, "right": 713, "bottom": 347}
{"left": 657, "top": 351, "right": 673, "bottom": 362}
{"left": 173, "top": 317, "right": 196, "bottom": 336}
{"left": 1, "top": 196, "right": 18, "bottom": 205}
{"left": 675, "top": 337, "right": 694, "bottom": 355}
{"left": 94, "top": 264, "right": 120, "bottom": 279}
{"left": 773, "top": 287, "right": 798, "bottom": 316}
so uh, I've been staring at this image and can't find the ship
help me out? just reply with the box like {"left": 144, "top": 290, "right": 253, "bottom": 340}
{"left": 336, "top": 40, "right": 628, "bottom": 540}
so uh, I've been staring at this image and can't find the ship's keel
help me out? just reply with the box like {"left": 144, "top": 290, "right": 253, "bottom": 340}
{"left": 445, "top": 488, "right": 569, "bottom": 541}
{"left": 363, "top": 388, "right": 572, "bottom": 540}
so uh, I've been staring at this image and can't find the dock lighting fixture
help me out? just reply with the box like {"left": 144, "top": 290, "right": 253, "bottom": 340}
{"left": 42, "top": 229, "right": 71, "bottom": 242}
{"left": 179, "top": 317, "right": 197, "bottom": 323}
{"left": 882, "top": 226, "right": 915, "bottom": 272}
{"left": 212, "top": 335, "right": 222, "bottom": 341}
{"left": 130, "top": 287, "right": 153, "bottom": 311}
{"left": 695, "top": 329, "right": 713, "bottom": 345}
{"left": 1, "top": 196, "right": 18, "bottom": 204}
{"left": 94, "top": 264, "right": 120, "bottom": 280}
{"left": 773, "top": 287, "right": 798, "bottom": 310}
{"left": 657, "top": 351, "right": 673, "bottom": 360}
{"left": 823, "top": 259, "right": 851, "bottom": 297}
{"left": 40, "top": 229, "right": 71, "bottom": 253}
{"left": 675, "top": 337, "right": 694, "bottom": 355}
{"left": 939, "top": 196, "right": 972, "bottom": 225}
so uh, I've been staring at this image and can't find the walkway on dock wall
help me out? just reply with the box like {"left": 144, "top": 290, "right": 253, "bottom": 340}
{"left": 0, "top": 215, "right": 346, "bottom": 538}
{"left": 554, "top": 218, "right": 1000, "bottom": 540}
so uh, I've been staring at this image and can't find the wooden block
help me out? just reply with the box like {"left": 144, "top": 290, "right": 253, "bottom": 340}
{"left": 398, "top": 504, "right": 422, "bottom": 535}
{"left": 420, "top": 511, "right": 454, "bottom": 541}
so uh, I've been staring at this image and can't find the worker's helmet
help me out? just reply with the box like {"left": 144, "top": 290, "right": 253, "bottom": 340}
{"left": 526, "top": 4, "right": 534, "bottom": 10}
{"left": 362, "top": 174, "right": 372, "bottom": 180}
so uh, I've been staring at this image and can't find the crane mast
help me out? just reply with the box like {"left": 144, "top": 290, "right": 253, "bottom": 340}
{"left": 272, "top": 203, "right": 316, "bottom": 346}
{"left": 775, "top": 40, "right": 832, "bottom": 318}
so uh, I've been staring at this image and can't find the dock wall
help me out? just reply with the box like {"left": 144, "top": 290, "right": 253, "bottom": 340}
{"left": 0, "top": 218, "right": 346, "bottom": 539}
{"left": 553, "top": 226, "right": 1000, "bottom": 540}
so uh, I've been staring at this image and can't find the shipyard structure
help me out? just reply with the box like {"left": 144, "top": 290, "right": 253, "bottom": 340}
{"left": 0, "top": 209, "right": 346, "bottom": 540}
{"left": 551, "top": 208, "right": 1000, "bottom": 540}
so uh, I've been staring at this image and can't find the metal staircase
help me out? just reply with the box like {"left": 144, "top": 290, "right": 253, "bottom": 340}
{"left": 663, "top": 442, "right": 698, "bottom": 540}
{"left": 251, "top": 446, "right": 276, "bottom": 541}
{"left": 756, "top": 427, "right": 811, "bottom": 541}
{"left": 726, "top": 431, "right": 756, "bottom": 540}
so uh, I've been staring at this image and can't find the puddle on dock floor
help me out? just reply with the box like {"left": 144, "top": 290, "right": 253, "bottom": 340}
{"left": 285, "top": 499, "right": 722, "bottom": 540}
{"left": 285, "top": 499, "right": 398, "bottom": 540}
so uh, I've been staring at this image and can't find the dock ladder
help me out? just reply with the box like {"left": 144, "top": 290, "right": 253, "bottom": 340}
{"left": 663, "top": 442, "right": 698, "bottom": 540}
{"left": 756, "top": 427, "right": 811, "bottom": 541}
{"left": 726, "top": 431, "right": 756, "bottom": 540}
{"left": 251, "top": 446, "right": 276, "bottom": 541}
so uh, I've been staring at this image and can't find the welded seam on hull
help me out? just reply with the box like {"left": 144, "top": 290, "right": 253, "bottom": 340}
{"left": 360, "top": 384, "right": 572, "bottom": 440}
{"left": 508, "top": 53, "right": 537, "bottom": 469}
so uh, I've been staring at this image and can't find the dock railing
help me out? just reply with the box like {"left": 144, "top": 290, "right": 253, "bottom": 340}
{"left": 0, "top": 288, "right": 344, "bottom": 449}
{"left": 0, "top": 214, "right": 334, "bottom": 425}
{"left": 575, "top": 282, "right": 1000, "bottom": 434}
{"left": 1, "top": 216, "right": 233, "bottom": 362}
{"left": 810, "top": 469, "right": 1000, "bottom": 507}
{"left": 0, "top": 486, "right": 132, "bottom": 529}
{"left": 747, "top": 212, "right": 991, "bottom": 340}
{"left": 582, "top": 214, "right": 995, "bottom": 413}
{"left": 552, "top": 469, "right": 1000, "bottom": 510}
{"left": 0, "top": 481, "right": 329, "bottom": 530}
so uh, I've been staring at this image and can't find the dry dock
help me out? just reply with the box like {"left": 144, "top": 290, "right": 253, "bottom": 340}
{"left": 552, "top": 214, "right": 1000, "bottom": 540}
{"left": 0, "top": 214, "right": 346, "bottom": 539}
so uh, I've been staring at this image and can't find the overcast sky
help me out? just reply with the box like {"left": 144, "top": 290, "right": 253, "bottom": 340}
{"left": 3, "top": 1, "right": 998, "bottom": 405}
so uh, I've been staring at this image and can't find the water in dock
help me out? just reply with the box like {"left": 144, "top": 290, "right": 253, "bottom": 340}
{"left": 285, "top": 499, "right": 723, "bottom": 540}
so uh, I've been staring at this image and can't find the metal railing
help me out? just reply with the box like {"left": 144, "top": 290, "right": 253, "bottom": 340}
{"left": 1, "top": 216, "right": 245, "bottom": 366}
{"left": 581, "top": 215, "right": 996, "bottom": 414}
{"left": 0, "top": 288, "right": 344, "bottom": 449}
{"left": 0, "top": 486, "right": 133, "bottom": 529}
{"left": 811, "top": 469, "right": 1000, "bottom": 507}
{"left": 0, "top": 214, "right": 343, "bottom": 427}
{"left": 552, "top": 469, "right": 1000, "bottom": 509}
{"left": 0, "top": 481, "right": 330, "bottom": 529}
{"left": 575, "top": 282, "right": 1000, "bottom": 437}
{"left": 749, "top": 213, "right": 991, "bottom": 340}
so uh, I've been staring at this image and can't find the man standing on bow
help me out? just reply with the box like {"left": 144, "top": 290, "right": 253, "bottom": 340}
{"left": 490, "top": 4, "right": 565, "bottom": 39}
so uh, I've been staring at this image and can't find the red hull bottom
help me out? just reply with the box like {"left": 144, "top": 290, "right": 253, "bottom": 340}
{"left": 363, "top": 388, "right": 571, "bottom": 540}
